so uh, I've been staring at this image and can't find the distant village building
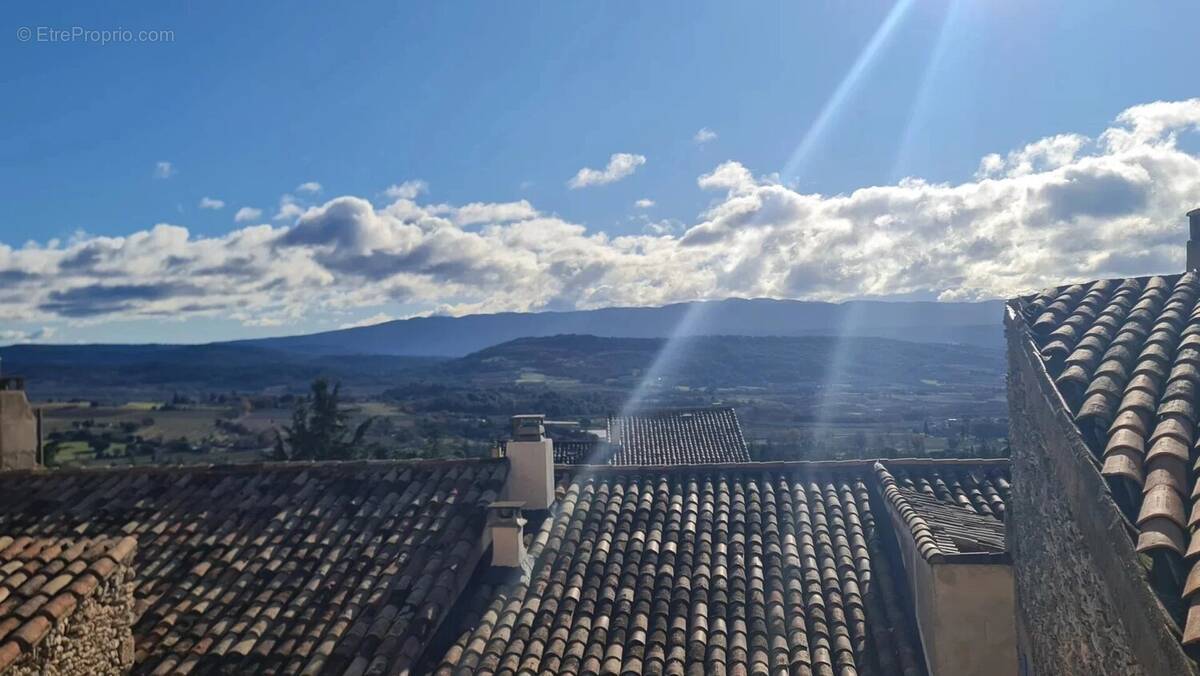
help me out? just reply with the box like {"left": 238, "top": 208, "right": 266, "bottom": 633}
{"left": 607, "top": 407, "right": 750, "bottom": 465}
{"left": 546, "top": 407, "right": 751, "bottom": 466}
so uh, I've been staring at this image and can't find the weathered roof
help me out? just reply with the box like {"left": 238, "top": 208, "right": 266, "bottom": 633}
{"left": 0, "top": 535, "right": 136, "bottom": 674}
{"left": 551, "top": 440, "right": 601, "bottom": 465}
{"left": 875, "top": 463, "right": 1007, "bottom": 563}
{"left": 0, "top": 459, "right": 507, "bottom": 675}
{"left": 881, "top": 463, "right": 1010, "bottom": 522}
{"left": 607, "top": 408, "right": 751, "bottom": 465}
{"left": 1014, "top": 272, "right": 1200, "bottom": 643}
{"left": 435, "top": 463, "right": 933, "bottom": 676}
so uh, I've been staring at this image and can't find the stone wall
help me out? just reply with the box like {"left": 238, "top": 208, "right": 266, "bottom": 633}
{"left": 1006, "top": 305, "right": 1196, "bottom": 676}
{"left": 0, "top": 390, "right": 38, "bottom": 470}
{"left": 9, "top": 563, "right": 134, "bottom": 676}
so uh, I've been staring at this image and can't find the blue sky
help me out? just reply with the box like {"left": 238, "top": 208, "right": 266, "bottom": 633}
{"left": 3, "top": 1, "right": 1200, "bottom": 344}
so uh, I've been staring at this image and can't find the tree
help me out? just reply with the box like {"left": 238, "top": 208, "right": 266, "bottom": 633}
{"left": 274, "top": 379, "right": 372, "bottom": 461}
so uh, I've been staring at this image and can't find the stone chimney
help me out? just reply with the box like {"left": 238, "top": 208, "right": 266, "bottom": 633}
{"left": 1188, "top": 208, "right": 1200, "bottom": 271}
{"left": 487, "top": 501, "right": 527, "bottom": 568}
{"left": 0, "top": 377, "right": 38, "bottom": 470}
{"left": 504, "top": 415, "right": 554, "bottom": 510}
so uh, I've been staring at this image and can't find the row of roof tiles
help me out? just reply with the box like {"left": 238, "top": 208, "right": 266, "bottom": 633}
{"left": 607, "top": 409, "right": 751, "bottom": 466}
{"left": 433, "top": 462, "right": 1009, "bottom": 676}
{"left": 0, "top": 460, "right": 508, "bottom": 675}
{"left": 0, "top": 455, "right": 1009, "bottom": 675}
{"left": 1020, "top": 272, "right": 1200, "bottom": 644}
{"left": 0, "top": 535, "right": 136, "bottom": 673}
{"left": 875, "top": 464, "right": 1007, "bottom": 562}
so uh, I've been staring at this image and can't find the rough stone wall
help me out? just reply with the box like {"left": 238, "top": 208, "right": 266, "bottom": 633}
{"left": 0, "top": 390, "right": 38, "bottom": 470}
{"left": 10, "top": 564, "right": 135, "bottom": 676}
{"left": 1006, "top": 306, "right": 1196, "bottom": 676}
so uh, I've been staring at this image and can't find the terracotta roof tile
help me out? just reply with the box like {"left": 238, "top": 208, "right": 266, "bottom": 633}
{"left": 0, "top": 459, "right": 507, "bottom": 674}
{"left": 1016, "top": 272, "right": 1200, "bottom": 645}
{"left": 0, "top": 534, "right": 134, "bottom": 674}
{"left": 880, "top": 463, "right": 1010, "bottom": 522}
{"left": 606, "top": 408, "right": 751, "bottom": 465}
{"left": 874, "top": 463, "right": 1007, "bottom": 562}
{"left": 434, "top": 464, "right": 931, "bottom": 676}
{"left": 552, "top": 440, "right": 600, "bottom": 465}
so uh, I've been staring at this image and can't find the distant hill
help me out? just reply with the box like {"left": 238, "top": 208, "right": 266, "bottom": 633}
{"left": 229, "top": 297, "right": 1005, "bottom": 356}
{"left": 1, "top": 333, "right": 1004, "bottom": 401}
{"left": 429, "top": 334, "right": 1004, "bottom": 390}
{"left": 0, "top": 343, "right": 439, "bottom": 399}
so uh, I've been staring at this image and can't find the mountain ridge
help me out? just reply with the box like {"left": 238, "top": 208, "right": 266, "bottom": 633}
{"left": 228, "top": 296, "right": 1006, "bottom": 356}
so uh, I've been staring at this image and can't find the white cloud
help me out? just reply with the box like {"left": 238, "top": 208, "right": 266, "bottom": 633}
{"left": 975, "top": 134, "right": 1088, "bottom": 178}
{"left": 5, "top": 98, "right": 1200, "bottom": 334}
{"left": 694, "top": 128, "right": 718, "bottom": 145}
{"left": 697, "top": 161, "right": 756, "bottom": 194}
{"left": 0, "top": 327, "right": 55, "bottom": 345}
{"left": 642, "top": 219, "right": 681, "bottom": 236}
{"left": 233, "top": 207, "right": 263, "bottom": 223}
{"left": 453, "top": 200, "right": 538, "bottom": 226}
{"left": 568, "top": 153, "right": 646, "bottom": 189}
{"left": 274, "top": 194, "right": 306, "bottom": 222}
{"left": 153, "top": 161, "right": 175, "bottom": 179}
{"left": 383, "top": 180, "right": 429, "bottom": 201}
{"left": 338, "top": 312, "right": 396, "bottom": 329}
{"left": 199, "top": 197, "right": 225, "bottom": 210}
{"left": 635, "top": 198, "right": 656, "bottom": 208}
{"left": 297, "top": 181, "right": 322, "bottom": 194}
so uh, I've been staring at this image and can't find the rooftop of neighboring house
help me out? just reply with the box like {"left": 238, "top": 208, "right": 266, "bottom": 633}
{"left": 0, "top": 535, "right": 136, "bottom": 673}
{"left": 1010, "top": 270, "right": 1200, "bottom": 652}
{"left": 432, "top": 457, "right": 1009, "bottom": 676}
{"left": 874, "top": 462, "right": 1009, "bottom": 563}
{"left": 605, "top": 407, "right": 751, "bottom": 465}
{"left": 0, "top": 453, "right": 1009, "bottom": 675}
{"left": 0, "top": 459, "right": 508, "bottom": 675}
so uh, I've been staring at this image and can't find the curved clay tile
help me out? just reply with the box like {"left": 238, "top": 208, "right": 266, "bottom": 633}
{"left": 1149, "top": 417, "right": 1195, "bottom": 447}
{"left": 437, "top": 467, "right": 929, "bottom": 676}
{"left": 1147, "top": 444, "right": 1193, "bottom": 483}
{"left": 1102, "top": 449, "right": 1146, "bottom": 485}
{"left": 1158, "top": 399, "right": 1197, "bottom": 421}
{"left": 1143, "top": 457, "right": 1188, "bottom": 496}
{"left": 1105, "top": 427, "right": 1147, "bottom": 457}
{"left": 1136, "top": 517, "right": 1186, "bottom": 556}
{"left": 0, "top": 461, "right": 509, "bottom": 675}
{"left": 1138, "top": 485, "right": 1187, "bottom": 528}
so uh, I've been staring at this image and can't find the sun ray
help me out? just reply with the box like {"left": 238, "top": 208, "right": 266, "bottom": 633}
{"left": 782, "top": 0, "right": 920, "bottom": 184}
{"left": 891, "top": 0, "right": 963, "bottom": 181}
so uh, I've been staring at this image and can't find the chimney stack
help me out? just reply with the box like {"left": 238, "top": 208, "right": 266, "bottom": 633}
{"left": 504, "top": 415, "right": 555, "bottom": 510}
{"left": 0, "top": 377, "right": 39, "bottom": 471}
{"left": 1188, "top": 208, "right": 1200, "bottom": 271}
{"left": 487, "top": 501, "right": 528, "bottom": 568}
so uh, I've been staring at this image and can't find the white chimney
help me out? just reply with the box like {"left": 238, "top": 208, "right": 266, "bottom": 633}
{"left": 487, "top": 501, "right": 527, "bottom": 568}
{"left": 1188, "top": 208, "right": 1200, "bottom": 271}
{"left": 504, "top": 414, "right": 555, "bottom": 510}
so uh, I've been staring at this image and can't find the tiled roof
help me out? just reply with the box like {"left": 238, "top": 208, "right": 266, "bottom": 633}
{"left": 0, "top": 535, "right": 136, "bottom": 674}
{"left": 875, "top": 463, "right": 1007, "bottom": 562}
{"left": 435, "top": 463, "right": 929, "bottom": 676}
{"left": 551, "top": 440, "right": 602, "bottom": 465}
{"left": 881, "top": 464, "right": 1010, "bottom": 522}
{"left": 0, "top": 459, "right": 507, "bottom": 675}
{"left": 607, "top": 408, "right": 751, "bottom": 465}
{"left": 1014, "top": 272, "right": 1200, "bottom": 643}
